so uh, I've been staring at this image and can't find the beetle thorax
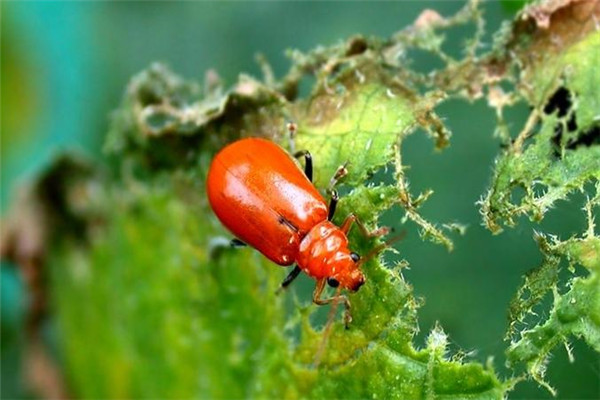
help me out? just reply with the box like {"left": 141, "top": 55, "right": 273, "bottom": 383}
{"left": 296, "top": 221, "right": 365, "bottom": 291}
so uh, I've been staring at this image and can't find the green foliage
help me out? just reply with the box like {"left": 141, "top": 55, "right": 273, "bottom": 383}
{"left": 51, "top": 181, "right": 284, "bottom": 398}
{"left": 475, "top": 2, "right": 600, "bottom": 394}
{"left": 6, "top": 1, "right": 598, "bottom": 398}
{"left": 481, "top": 32, "right": 600, "bottom": 232}
{"left": 52, "top": 60, "right": 505, "bottom": 399}
{"left": 506, "top": 190, "right": 600, "bottom": 395}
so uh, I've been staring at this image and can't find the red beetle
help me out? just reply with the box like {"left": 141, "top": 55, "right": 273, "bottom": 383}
{"left": 206, "top": 134, "right": 385, "bottom": 326}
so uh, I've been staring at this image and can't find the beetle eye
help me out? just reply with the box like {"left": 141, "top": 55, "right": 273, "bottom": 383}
{"left": 327, "top": 277, "right": 339, "bottom": 288}
{"left": 350, "top": 252, "right": 360, "bottom": 262}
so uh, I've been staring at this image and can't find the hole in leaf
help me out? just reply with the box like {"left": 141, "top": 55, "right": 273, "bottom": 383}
{"left": 566, "top": 124, "right": 600, "bottom": 150}
{"left": 297, "top": 73, "right": 316, "bottom": 100}
{"left": 440, "top": 21, "right": 481, "bottom": 59}
{"left": 500, "top": 98, "right": 530, "bottom": 141}
{"left": 531, "top": 182, "right": 547, "bottom": 198}
{"left": 540, "top": 87, "right": 594, "bottom": 158}
{"left": 403, "top": 47, "right": 446, "bottom": 75}
{"left": 145, "top": 110, "right": 178, "bottom": 134}
{"left": 543, "top": 87, "right": 572, "bottom": 117}
{"left": 137, "top": 85, "right": 163, "bottom": 106}
{"left": 537, "top": 182, "right": 594, "bottom": 238}
{"left": 345, "top": 37, "right": 368, "bottom": 57}
{"left": 510, "top": 184, "right": 528, "bottom": 206}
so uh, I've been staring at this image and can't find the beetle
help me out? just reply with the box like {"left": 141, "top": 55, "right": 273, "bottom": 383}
{"left": 206, "top": 134, "right": 386, "bottom": 327}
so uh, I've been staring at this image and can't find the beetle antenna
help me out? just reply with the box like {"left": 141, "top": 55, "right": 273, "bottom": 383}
{"left": 287, "top": 121, "right": 297, "bottom": 154}
{"left": 357, "top": 231, "right": 406, "bottom": 268}
{"left": 313, "top": 285, "right": 343, "bottom": 368}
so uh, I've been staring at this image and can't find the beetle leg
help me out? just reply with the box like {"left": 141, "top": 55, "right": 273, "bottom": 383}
{"left": 276, "top": 265, "right": 302, "bottom": 293}
{"left": 340, "top": 213, "right": 389, "bottom": 238}
{"left": 293, "top": 150, "right": 313, "bottom": 182}
{"left": 328, "top": 190, "right": 339, "bottom": 221}
{"left": 312, "top": 279, "right": 352, "bottom": 329}
{"left": 230, "top": 238, "right": 247, "bottom": 247}
{"left": 208, "top": 237, "right": 247, "bottom": 259}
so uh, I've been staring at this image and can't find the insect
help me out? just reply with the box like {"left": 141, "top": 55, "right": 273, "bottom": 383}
{"left": 206, "top": 134, "right": 386, "bottom": 327}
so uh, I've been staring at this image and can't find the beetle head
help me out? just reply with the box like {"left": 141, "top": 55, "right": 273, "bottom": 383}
{"left": 326, "top": 250, "right": 365, "bottom": 292}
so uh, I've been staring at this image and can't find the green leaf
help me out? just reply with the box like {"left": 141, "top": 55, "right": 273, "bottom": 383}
{"left": 481, "top": 30, "right": 600, "bottom": 233}
{"left": 506, "top": 190, "right": 600, "bottom": 395}
{"left": 50, "top": 176, "right": 504, "bottom": 398}
{"left": 47, "top": 57, "right": 503, "bottom": 398}
{"left": 6, "top": 2, "right": 597, "bottom": 398}
{"left": 294, "top": 67, "right": 416, "bottom": 187}
{"left": 479, "top": 4, "right": 600, "bottom": 393}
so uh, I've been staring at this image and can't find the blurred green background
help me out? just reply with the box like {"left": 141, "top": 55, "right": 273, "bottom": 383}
{"left": 1, "top": 1, "right": 597, "bottom": 399}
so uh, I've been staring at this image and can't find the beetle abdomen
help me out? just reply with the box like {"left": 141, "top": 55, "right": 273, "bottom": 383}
{"left": 206, "top": 138, "right": 328, "bottom": 266}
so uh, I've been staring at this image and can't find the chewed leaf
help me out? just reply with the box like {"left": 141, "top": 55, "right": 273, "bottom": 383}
{"left": 480, "top": 5, "right": 600, "bottom": 390}
{"left": 13, "top": 2, "right": 600, "bottom": 399}
{"left": 46, "top": 175, "right": 504, "bottom": 399}
{"left": 293, "top": 61, "right": 455, "bottom": 250}
{"left": 507, "top": 234, "right": 560, "bottom": 339}
{"left": 481, "top": 13, "right": 600, "bottom": 232}
{"left": 507, "top": 270, "right": 600, "bottom": 395}
{"left": 506, "top": 192, "right": 600, "bottom": 394}
{"left": 294, "top": 65, "right": 417, "bottom": 187}
{"left": 41, "top": 49, "right": 502, "bottom": 400}
{"left": 105, "top": 63, "right": 287, "bottom": 169}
